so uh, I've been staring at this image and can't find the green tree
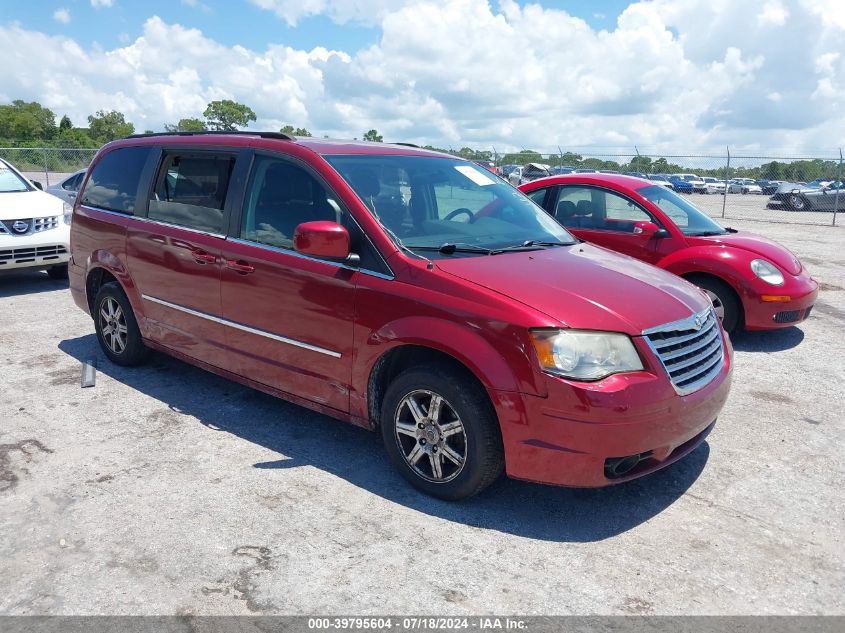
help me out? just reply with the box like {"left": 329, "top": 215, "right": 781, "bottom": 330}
{"left": 0, "top": 100, "right": 58, "bottom": 141}
{"left": 560, "top": 152, "right": 582, "bottom": 165}
{"left": 363, "top": 129, "right": 383, "bottom": 142}
{"left": 280, "top": 125, "right": 312, "bottom": 137}
{"left": 500, "top": 149, "right": 543, "bottom": 165}
{"left": 59, "top": 115, "right": 73, "bottom": 132}
{"left": 164, "top": 117, "right": 207, "bottom": 133}
{"left": 87, "top": 110, "right": 135, "bottom": 143}
{"left": 203, "top": 100, "right": 256, "bottom": 131}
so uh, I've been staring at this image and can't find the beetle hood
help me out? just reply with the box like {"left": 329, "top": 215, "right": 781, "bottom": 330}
{"left": 685, "top": 232, "right": 802, "bottom": 275}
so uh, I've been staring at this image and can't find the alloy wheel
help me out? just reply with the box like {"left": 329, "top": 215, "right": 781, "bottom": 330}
{"left": 394, "top": 389, "right": 467, "bottom": 483}
{"left": 704, "top": 290, "right": 725, "bottom": 321}
{"left": 99, "top": 297, "right": 128, "bottom": 355}
{"left": 788, "top": 194, "right": 806, "bottom": 211}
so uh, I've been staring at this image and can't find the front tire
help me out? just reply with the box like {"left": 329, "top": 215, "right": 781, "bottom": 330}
{"left": 47, "top": 264, "right": 68, "bottom": 280}
{"left": 94, "top": 282, "right": 150, "bottom": 366}
{"left": 380, "top": 365, "right": 504, "bottom": 500}
{"left": 690, "top": 276, "right": 741, "bottom": 334}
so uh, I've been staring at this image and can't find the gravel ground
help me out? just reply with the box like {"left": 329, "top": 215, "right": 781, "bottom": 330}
{"left": 0, "top": 218, "right": 843, "bottom": 616}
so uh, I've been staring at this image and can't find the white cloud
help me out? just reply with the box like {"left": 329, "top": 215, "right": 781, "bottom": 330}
{"left": 759, "top": 1, "right": 788, "bottom": 26}
{"left": 53, "top": 8, "right": 70, "bottom": 23}
{"left": 3, "top": 1, "right": 845, "bottom": 154}
{"left": 91, "top": 0, "right": 115, "bottom": 8}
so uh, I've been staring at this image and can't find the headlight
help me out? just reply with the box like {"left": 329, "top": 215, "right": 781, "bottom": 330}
{"left": 62, "top": 202, "right": 73, "bottom": 225}
{"left": 750, "top": 259, "right": 784, "bottom": 285}
{"left": 530, "top": 329, "right": 644, "bottom": 381}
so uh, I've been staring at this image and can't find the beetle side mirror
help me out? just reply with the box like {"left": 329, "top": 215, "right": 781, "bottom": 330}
{"left": 294, "top": 221, "right": 359, "bottom": 265}
{"left": 633, "top": 221, "right": 668, "bottom": 238}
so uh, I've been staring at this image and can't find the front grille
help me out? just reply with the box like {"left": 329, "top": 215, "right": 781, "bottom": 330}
{"left": 644, "top": 308, "right": 724, "bottom": 395}
{"left": 33, "top": 217, "right": 59, "bottom": 232}
{"left": 0, "top": 217, "right": 59, "bottom": 235}
{"left": 774, "top": 309, "right": 801, "bottom": 323}
{"left": 0, "top": 245, "right": 68, "bottom": 265}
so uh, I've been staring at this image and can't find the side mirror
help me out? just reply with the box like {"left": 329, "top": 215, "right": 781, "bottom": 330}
{"left": 32, "top": 181, "right": 43, "bottom": 190}
{"left": 633, "top": 221, "right": 667, "bottom": 238}
{"left": 294, "top": 221, "right": 356, "bottom": 263}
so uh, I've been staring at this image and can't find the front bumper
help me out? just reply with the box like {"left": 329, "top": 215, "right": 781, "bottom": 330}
{"left": 492, "top": 332, "right": 732, "bottom": 487}
{"left": 0, "top": 228, "right": 70, "bottom": 272}
{"left": 742, "top": 271, "right": 819, "bottom": 330}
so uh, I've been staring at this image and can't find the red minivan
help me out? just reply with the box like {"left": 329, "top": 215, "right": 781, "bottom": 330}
{"left": 69, "top": 132, "right": 732, "bottom": 499}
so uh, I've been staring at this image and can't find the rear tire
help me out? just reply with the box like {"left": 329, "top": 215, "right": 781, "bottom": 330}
{"left": 380, "top": 364, "right": 504, "bottom": 500}
{"left": 689, "top": 276, "right": 741, "bottom": 335}
{"left": 93, "top": 282, "right": 150, "bottom": 366}
{"left": 47, "top": 264, "right": 68, "bottom": 280}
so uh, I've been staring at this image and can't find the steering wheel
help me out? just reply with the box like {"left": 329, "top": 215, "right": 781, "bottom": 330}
{"left": 444, "top": 207, "right": 474, "bottom": 222}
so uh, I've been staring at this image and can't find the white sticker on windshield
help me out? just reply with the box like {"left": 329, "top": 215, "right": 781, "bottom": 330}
{"left": 455, "top": 165, "right": 496, "bottom": 186}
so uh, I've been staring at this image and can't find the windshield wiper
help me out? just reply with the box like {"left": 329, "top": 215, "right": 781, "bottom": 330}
{"left": 411, "top": 243, "right": 496, "bottom": 255}
{"left": 517, "top": 239, "right": 573, "bottom": 248}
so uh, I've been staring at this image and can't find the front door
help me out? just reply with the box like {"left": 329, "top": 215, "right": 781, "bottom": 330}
{"left": 220, "top": 154, "right": 357, "bottom": 413}
{"left": 551, "top": 185, "right": 669, "bottom": 265}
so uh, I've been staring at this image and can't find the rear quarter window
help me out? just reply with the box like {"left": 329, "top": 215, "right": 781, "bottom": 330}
{"left": 81, "top": 146, "right": 152, "bottom": 214}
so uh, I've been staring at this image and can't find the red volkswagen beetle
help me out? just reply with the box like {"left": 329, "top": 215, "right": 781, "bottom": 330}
{"left": 520, "top": 174, "right": 818, "bottom": 333}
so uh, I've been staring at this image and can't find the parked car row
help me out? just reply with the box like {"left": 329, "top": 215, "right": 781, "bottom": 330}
{"left": 10, "top": 132, "right": 817, "bottom": 502}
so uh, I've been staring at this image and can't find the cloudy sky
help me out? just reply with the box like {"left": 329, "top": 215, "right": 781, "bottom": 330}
{"left": 1, "top": 0, "right": 843, "bottom": 155}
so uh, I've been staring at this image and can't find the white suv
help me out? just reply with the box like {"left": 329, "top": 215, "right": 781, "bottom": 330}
{"left": 0, "top": 158, "right": 72, "bottom": 279}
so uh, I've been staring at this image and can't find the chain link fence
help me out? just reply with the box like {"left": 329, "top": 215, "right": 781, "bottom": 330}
{"left": 492, "top": 149, "right": 843, "bottom": 227}
{"left": 0, "top": 147, "right": 97, "bottom": 188}
{"left": 1, "top": 146, "right": 842, "bottom": 227}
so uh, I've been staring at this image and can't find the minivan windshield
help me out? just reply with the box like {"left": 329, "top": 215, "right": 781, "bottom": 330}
{"left": 325, "top": 155, "right": 575, "bottom": 256}
{"left": 637, "top": 184, "right": 728, "bottom": 236}
{"left": 0, "top": 164, "right": 30, "bottom": 193}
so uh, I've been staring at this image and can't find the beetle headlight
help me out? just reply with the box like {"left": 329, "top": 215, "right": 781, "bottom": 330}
{"left": 750, "top": 259, "right": 784, "bottom": 286}
{"left": 530, "top": 329, "right": 644, "bottom": 381}
{"left": 62, "top": 202, "right": 73, "bottom": 225}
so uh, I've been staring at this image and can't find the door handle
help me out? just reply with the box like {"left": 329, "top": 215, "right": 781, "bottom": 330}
{"left": 192, "top": 249, "right": 217, "bottom": 265}
{"left": 225, "top": 259, "right": 255, "bottom": 275}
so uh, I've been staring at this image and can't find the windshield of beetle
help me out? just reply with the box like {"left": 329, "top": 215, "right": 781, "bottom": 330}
{"left": 637, "top": 184, "right": 729, "bottom": 236}
{"left": 325, "top": 155, "right": 575, "bottom": 256}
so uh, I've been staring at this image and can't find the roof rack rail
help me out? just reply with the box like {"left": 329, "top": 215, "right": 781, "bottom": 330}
{"left": 125, "top": 131, "right": 294, "bottom": 141}
{"left": 393, "top": 142, "right": 420, "bottom": 148}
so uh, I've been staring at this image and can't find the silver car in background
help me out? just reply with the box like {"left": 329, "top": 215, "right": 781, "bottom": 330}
{"left": 45, "top": 169, "right": 86, "bottom": 205}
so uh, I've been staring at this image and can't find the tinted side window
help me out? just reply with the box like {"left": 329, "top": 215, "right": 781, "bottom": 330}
{"left": 241, "top": 157, "right": 342, "bottom": 250}
{"left": 556, "top": 186, "right": 654, "bottom": 232}
{"left": 63, "top": 173, "right": 83, "bottom": 191}
{"left": 81, "top": 147, "right": 151, "bottom": 214}
{"left": 240, "top": 156, "right": 387, "bottom": 273}
{"left": 148, "top": 153, "right": 235, "bottom": 234}
{"left": 527, "top": 187, "right": 550, "bottom": 209}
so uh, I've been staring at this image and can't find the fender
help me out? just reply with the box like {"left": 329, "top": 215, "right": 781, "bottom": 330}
{"left": 657, "top": 245, "right": 750, "bottom": 296}
{"left": 351, "top": 315, "right": 543, "bottom": 423}
{"left": 86, "top": 250, "right": 143, "bottom": 316}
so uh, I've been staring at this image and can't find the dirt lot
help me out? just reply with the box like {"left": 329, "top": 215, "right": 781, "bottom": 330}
{"left": 696, "top": 191, "right": 839, "bottom": 226}
{"left": 0, "top": 218, "right": 843, "bottom": 616}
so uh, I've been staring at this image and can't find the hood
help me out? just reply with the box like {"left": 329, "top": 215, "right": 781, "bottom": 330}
{"left": 435, "top": 243, "right": 710, "bottom": 335}
{"left": 685, "top": 232, "right": 802, "bottom": 275}
{"left": 0, "top": 190, "right": 65, "bottom": 220}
